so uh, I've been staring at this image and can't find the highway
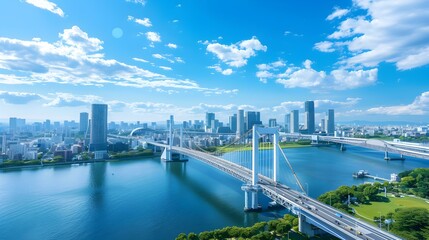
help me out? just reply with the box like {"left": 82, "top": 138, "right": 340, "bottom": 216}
{"left": 147, "top": 141, "right": 401, "bottom": 240}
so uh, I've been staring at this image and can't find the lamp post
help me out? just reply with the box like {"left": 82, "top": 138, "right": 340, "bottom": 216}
{"left": 378, "top": 212, "right": 382, "bottom": 229}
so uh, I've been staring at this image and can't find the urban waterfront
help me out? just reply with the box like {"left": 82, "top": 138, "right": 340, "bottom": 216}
{"left": 1, "top": 145, "right": 428, "bottom": 239}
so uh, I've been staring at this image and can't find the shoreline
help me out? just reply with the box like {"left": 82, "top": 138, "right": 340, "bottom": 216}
{"left": 0, "top": 153, "right": 161, "bottom": 171}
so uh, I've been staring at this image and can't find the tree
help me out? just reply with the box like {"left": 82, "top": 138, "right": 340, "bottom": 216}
{"left": 400, "top": 176, "right": 416, "bottom": 188}
{"left": 175, "top": 233, "right": 187, "bottom": 240}
{"left": 275, "top": 222, "right": 292, "bottom": 236}
{"left": 267, "top": 219, "right": 280, "bottom": 231}
{"left": 188, "top": 232, "right": 198, "bottom": 240}
{"left": 392, "top": 207, "right": 429, "bottom": 240}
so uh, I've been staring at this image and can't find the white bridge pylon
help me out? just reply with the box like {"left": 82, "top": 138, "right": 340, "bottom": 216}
{"left": 242, "top": 125, "right": 280, "bottom": 211}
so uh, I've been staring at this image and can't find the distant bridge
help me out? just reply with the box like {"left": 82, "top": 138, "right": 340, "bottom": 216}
{"left": 283, "top": 134, "right": 429, "bottom": 160}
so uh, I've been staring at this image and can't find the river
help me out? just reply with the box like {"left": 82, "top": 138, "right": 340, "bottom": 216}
{"left": 0, "top": 145, "right": 427, "bottom": 239}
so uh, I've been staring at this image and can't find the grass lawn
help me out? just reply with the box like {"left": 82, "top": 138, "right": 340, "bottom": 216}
{"left": 353, "top": 194, "right": 429, "bottom": 221}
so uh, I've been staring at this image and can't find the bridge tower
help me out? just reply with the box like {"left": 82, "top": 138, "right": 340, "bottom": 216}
{"left": 161, "top": 115, "right": 174, "bottom": 161}
{"left": 242, "top": 125, "right": 279, "bottom": 211}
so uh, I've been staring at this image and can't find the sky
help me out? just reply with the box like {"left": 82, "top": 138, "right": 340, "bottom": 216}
{"left": 0, "top": 0, "right": 429, "bottom": 124}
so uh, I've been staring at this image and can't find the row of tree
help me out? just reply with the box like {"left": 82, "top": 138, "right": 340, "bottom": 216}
{"left": 397, "top": 168, "right": 429, "bottom": 198}
{"left": 175, "top": 214, "right": 303, "bottom": 240}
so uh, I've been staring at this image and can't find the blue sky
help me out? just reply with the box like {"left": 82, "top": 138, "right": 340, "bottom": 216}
{"left": 0, "top": 0, "right": 428, "bottom": 124}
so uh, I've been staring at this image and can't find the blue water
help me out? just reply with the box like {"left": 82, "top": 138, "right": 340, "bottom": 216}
{"left": 0, "top": 145, "right": 427, "bottom": 240}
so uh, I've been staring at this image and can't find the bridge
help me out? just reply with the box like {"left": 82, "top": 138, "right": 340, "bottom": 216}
{"left": 284, "top": 133, "right": 429, "bottom": 160}
{"left": 139, "top": 123, "right": 401, "bottom": 240}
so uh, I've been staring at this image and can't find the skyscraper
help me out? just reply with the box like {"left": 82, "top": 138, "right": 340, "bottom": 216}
{"left": 268, "top": 118, "right": 277, "bottom": 127}
{"left": 229, "top": 114, "right": 237, "bottom": 133}
{"left": 245, "top": 111, "right": 262, "bottom": 131}
{"left": 9, "top": 117, "right": 17, "bottom": 135}
{"left": 80, "top": 112, "right": 89, "bottom": 133}
{"left": 305, "top": 101, "right": 315, "bottom": 134}
{"left": 236, "top": 109, "right": 244, "bottom": 138}
{"left": 326, "top": 109, "right": 335, "bottom": 136}
{"left": 285, "top": 113, "right": 291, "bottom": 133}
{"left": 290, "top": 110, "right": 299, "bottom": 133}
{"left": 89, "top": 104, "right": 108, "bottom": 151}
{"left": 205, "top": 112, "right": 215, "bottom": 130}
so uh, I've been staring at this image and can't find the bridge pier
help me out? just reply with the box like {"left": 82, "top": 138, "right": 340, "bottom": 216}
{"left": 339, "top": 143, "right": 346, "bottom": 152}
{"left": 298, "top": 214, "right": 316, "bottom": 237}
{"left": 241, "top": 184, "right": 261, "bottom": 211}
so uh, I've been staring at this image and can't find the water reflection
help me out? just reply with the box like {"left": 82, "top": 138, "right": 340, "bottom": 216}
{"left": 89, "top": 162, "right": 107, "bottom": 207}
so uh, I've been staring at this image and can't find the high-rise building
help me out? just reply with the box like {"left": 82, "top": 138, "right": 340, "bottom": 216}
{"left": 268, "top": 118, "right": 277, "bottom": 127}
{"left": 305, "top": 101, "right": 315, "bottom": 134}
{"left": 326, "top": 109, "right": 335, "bottom": 136}
{"left": 89, "top": 104, "right": 108, "bottom": 151}
{"left": 290, "top": 110, "right": 299, "bottom": 133}
{"left": 229, "top": 114, "right": 237, "bottom": 133}
{"left": 245, "top": 111, "right": 262, "bottom": 131}
{"left": 9, "top": 117, "right": 17, "bottom": 135}
{"left": 1, "top": 135, "right": 6, "bottom": 154}
{"left": 320, "top": 118, "right": 326, "bottom": 133}
{"left": 285, "top": 113, "right": 291, "bottom": 133}
{"left": 80, "top": 112, "right": 89, "bottom": 133}
{"left": 236, "top": 109, "right": 245, "bottom": 138}
{"left": 44, "top": 119, "right": 51, "bottom": 131}
{"left": 205, "top": 112, "right": 215, "bottom": 130}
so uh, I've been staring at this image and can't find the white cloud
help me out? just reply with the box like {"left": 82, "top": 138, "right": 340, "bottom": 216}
{"left": 314, "top": 41, "right": 335, "bottom": 53}
{"left": 208, "top": 65, "right": 233, "bottom": 76}
{"left": 0, "top": 90, "right": 43, "bottom": 104}
{"left": 205, "top": 36, "right": 267, "bottom": 68}
{"left": 152, "top": 53, "right": 178, "bottom": 64}
{"left": 132, "top": 57, "right": 149, "bottom": 63}
{"left": 272, "top": 98, "right": 361, "bottom": 113}
{"left": 25, "top": 0, "right": 64, "bottom": 17}
{"left": 0, "top": 26, "right": 236, "bottom": 95}
{"left": 268, "top": 60, "right": 377, "bottom": 90}
{"left": 326, "top": 8, "right": 350, "bottom": 21}
{"left": 126, "top": 0, "right": 146, "bottom": 6}
{"left": 172, "top": 20, "right": 179, "bottom": 23}
{"left": 321, "top": 0, "right": 429, "bottom": 70}
{"left": 175, "top": 57, "right": 185, "bottom": 63}
{"left": 128, "top": 16, "right": 152, "bottom": 27}
{"left": 145, "top": 32, "right": 161, "bottom": 42}
{"left": 159, "top": 66, "right": 172, "bottom": 71}
{"left": 44, "top": 92, "right": 102, "bottom": 107}
{"left": 366, "top": 91, "right": 429, "bottom": 115}
{"left": 167, "top": 43, "right": 177, "bottom": 49}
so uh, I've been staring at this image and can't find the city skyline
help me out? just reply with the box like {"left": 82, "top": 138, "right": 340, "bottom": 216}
{"left": 0, "top": 0, "right": 428, "bottom": 123}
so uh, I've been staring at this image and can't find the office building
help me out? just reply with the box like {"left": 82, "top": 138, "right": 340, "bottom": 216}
{"left": 285, "top": 113, "right": 290, "bottom": 133}
{"left": 80, "top": 112, "right": 89, "bottom": 133}
{"left": 89, "top": 104, "right": 108, "bottom": 152}
{"left": 229, "top": 114, "right": 237, "bottom": 133}
{"left": 268, "top": 118, "right": 277, "bottom": 127}
{"left": 305, "top": 101, "right": 315, "bottom": 134}
{"left": 326, "top": 109, "right": 335, "bottom": 136}
{"left": 245, "top": 111, "right": 262, "bottom": 131}
{"left": 290, "top": 110, "right": 299, "bottom": 133}
{"left": 236, "top": 110, "right": 245, "bottom": 138}
{"left": 205, "top": 112, "right": 215, "bottom": 130}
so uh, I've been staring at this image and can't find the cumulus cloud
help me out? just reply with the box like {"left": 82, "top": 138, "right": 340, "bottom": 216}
{"left": 313, "top": 41, "right": 335, "bottom": 53}
{"left": 208, "top": 65, "right": 233, "bottom": 75}
{"left": 0, "top": 26, "right": 235, "bottom": 95}
{"left": 205, "top": 37, "right": 267, "bottom": 68}
{"left": 318, "top": 0, "right": 429, "bottom": 70}
{"left": 44, "top": 93, "right": 102, "bottom": 107}
{"left": 128, "top": 16, "right": 152, "bottom": 27}
{"left": 0, "top": 91, "right": 43, "bottom": 104}
{"left": 326, "top": 8, "right": 350, "bottom": 21}
{"left": 366, "top": 91, "right": 429, "bottom": 115}
{"left": 167, "top": 43, "right": 177, "bottom": 49}
{"left": 145, "top": 32, "right": 161, "bottom": 42}
{"left": 255, "top": 59, "right": 377, "bottom": 89}
{"left": 25, "top": 0, "right": 64, "bottom": 17}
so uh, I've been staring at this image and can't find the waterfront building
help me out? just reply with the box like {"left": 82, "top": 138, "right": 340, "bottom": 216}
{"left": 236, "top": 109, "right": 245, "bottom": 138}
{"left": 89, "top": 104, "right": 108, "bottom": 152}
{"left": 245, "top": 111, "right": 261, "bottom": 131}
{"left": 285, "top": 113, "right": 290, "bottom": 133}
{"left": 80, "top": 112, "right": 89, "bottom": 133}
{"left": 326, "top": 109, "right": 335, "bottom": 136}
{"left": 229, "top": 114, "right": 237, "bottom": 133}
{"left": 290, "top": 110, "right": 299, "bottom": 133}
{"left": 305, "top": 101, "right": 315, "bottom": 134}
{"left": 205, "top": 112, "right": 215, "bottom": 131}
{"left": 268, "top": 118, "right": 277, "bottom": 127}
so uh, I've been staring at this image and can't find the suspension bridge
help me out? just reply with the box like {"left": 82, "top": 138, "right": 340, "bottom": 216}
{"left": 125, "top": 120, "right": 401, "bottom": 240}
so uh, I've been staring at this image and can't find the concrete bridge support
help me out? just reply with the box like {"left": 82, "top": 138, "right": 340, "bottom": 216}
{"left": 299, "top": 214, "right": 316, "bottom": 237}
{"left": 241, "top": 184, "right": 261, "bottom": 211}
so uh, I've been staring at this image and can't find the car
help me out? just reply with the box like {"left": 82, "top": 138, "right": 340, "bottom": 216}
{"left": 335, "top": 213, "right": 343, "bottom": 218}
